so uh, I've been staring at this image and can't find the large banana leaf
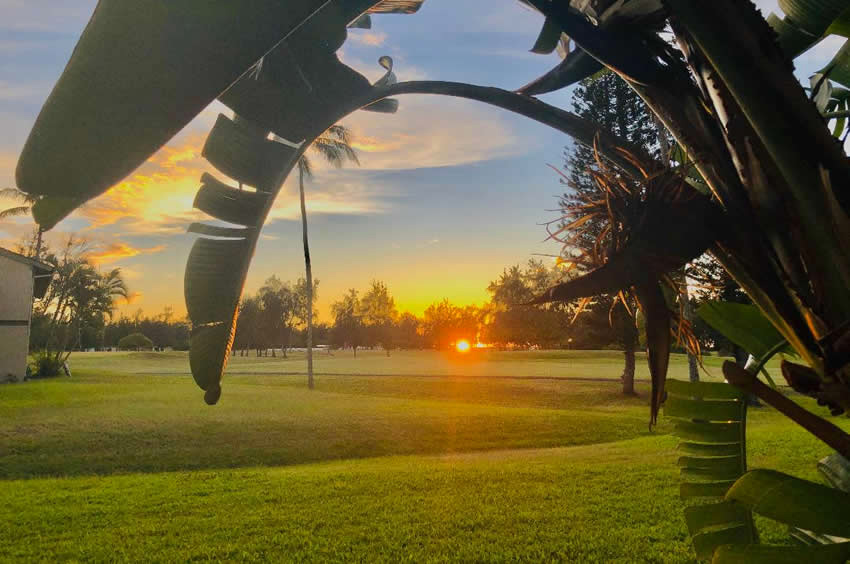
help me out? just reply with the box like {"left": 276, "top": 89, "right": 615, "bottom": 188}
{"left": 17, "top": 0, "right": 335, "bottom": 229}
{"left": 184, "top": 8, "right": 423, "bottom": 403}
{"left": 696, "top": 301, "right": 793, "bottom": 360}
{"left": 726, "top": 469, "right": 850, "bottom": 536}
{"left": 666, "top": 379, "right": 755, "bottom": 559}
{"left": 768, "top": 0, "right": 850, "bottom": 58}
{"left": 711, "top": 543, "right": 850, "bottom": 564}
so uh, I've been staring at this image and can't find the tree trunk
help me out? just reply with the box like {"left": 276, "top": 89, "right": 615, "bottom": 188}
{"left": 679, "top": 273, "right": 700, "bottom": 383}
{"left": 353, "top": 345, "right": 357, "bottom": 358}
{"left": 621, "top": 311, "right": 638, "bottom": 395}
{"left": 34, "top": 228, "right": 43, "bottom": 259}
{"left": 299, "top": 166, "right": 315, "bottom": 390}
{"left": 622, "top": 345, "right": 636, "bottom": 395}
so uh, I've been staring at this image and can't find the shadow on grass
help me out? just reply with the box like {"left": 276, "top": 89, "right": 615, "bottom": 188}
{"left": 0, "top": 372, "right": 663, "bottom": 479}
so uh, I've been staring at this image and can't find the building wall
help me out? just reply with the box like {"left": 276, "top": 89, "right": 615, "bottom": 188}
{"left": 0, "top": 327, "right": 30, "bottom": 381}
{"left": 0, "top": 255, "right": 35, "bottom": 381}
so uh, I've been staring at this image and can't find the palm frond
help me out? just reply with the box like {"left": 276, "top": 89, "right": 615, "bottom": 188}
{"left": 0, "top": 206, "right": 32, "bottom": 219}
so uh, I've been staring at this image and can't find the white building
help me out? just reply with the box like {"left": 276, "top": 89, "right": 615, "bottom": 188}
{"left": 0, "top": 248, "right": 53, "bottom": 382}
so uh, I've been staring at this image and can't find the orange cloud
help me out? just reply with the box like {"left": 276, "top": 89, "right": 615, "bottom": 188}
{"left": 88, "top": 242, "right": 166, "bottom": 264}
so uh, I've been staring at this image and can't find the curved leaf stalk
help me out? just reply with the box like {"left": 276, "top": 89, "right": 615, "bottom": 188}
{"left": 724, "top": 361, "right": 850, "bottom": 459}
{"left": 187, "top": 79, "right": 675, "bottom": 399}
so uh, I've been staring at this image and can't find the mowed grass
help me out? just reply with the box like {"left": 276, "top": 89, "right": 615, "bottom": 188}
{"left": 0, "top": 350, "right": 842, "bottom": 562}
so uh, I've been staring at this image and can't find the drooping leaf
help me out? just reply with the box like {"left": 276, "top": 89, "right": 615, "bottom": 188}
{"left": 726, "top": 469, "right": 850, "bottom": 535}
{"left": 692, "top": 525, "right": 753, "bottom": 560}
{"left": 777, "top": 0, "right": 850, "bottom": 37}
{"left": 666, "top": 379, "right": 744, "bottom": 400}
{"left": 189, "top": 322, "right": 234, "bottom": 404}
{"left": 184, "top": 238, "right": 250, "bottom": 326}
{"left": 530, "top": 17, "right": 564, "bottom": 54}
{"left": 665, "top": 397, "right": 744, "bottom": 422}
{"left": 673, "top": 420, "right": 742, "bottom": 444}
{"left": 362, "top": 98, "right": 400, "bottom": 113}
{"left": 220, "top": 47, "right": 372, "bottom": 143}
{"left": 634, "top": 280, "right": 670, "bottom": 427}
{"left": 767, "top": 13, "right": 820, "bottom": 58}
{"left": 15, "top": 0, "right": 334, "bottom": 214}
{"left": 373, "top": 56, "right": 397, "bottom": 88}
{"left": 678, "top": 442, "right": 742, "bottom": 457}
{"left": 31, "top": 196, "right": 85, "bottom": 231}
{"left": 683, "top": 501, "right": 750, "bottom": 536}
{"left": 711, "top": 543, "right": 850, "bottom": 564}
{"left": 517, "top": 47, "right": 604, "bottom": 96}
{"left": 202, "top": 114, "right": 295, "bottom": 191}
{"left": 186, "top": 223, "right": 252, "bottom": 239}
{"left": 193, "top": 173, "right": 268, "bottom": 227}
{"left": 681, "top": 480, "right": 738, "bottom": 499}
{"left": 696, "top": 301, "right": 791, "bottom": 360}
{"left": 681, "top": 465, "right": 745, "bottom": 482}
{"left": 348, "top": 14, "right": 372, "bottom": 29}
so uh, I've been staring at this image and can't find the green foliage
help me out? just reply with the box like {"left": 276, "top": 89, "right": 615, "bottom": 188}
{"left": 711, "top": 543, "right": 850, "bottom": 564}
{"left": 29, "top": 351, "right": 63, "bottom": 379}
{"left": 484, "top": 259, "right": 571, "bottom": 349}
{"left": 726, "top": 469, "right": 850, "bottom": 536}
{"left": 665, "top": 379, "right": 754, "bottom": 559}
{"left": 117, "top": 333, "right": 153, "bottom": 351}
{"left": 695, "top": 302, "right": 792, "bottom": 360}
{"left": 422, "top": 299, "right": 479, "bottom": 350}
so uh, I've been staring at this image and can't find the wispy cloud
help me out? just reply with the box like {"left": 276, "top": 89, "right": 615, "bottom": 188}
{"left": 341, "top": 96, "right": 526, "bottom": 170}
{"left": 348, "top": 31, "right": 387, "bottom": 47}
{"left": 87, "top": 242, "right": 166, "bottom": 264}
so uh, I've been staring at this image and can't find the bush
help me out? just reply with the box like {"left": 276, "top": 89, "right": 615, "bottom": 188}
{"left": 118, "top": 333, "right": 154, "bottom": 351}
{"left": 30, "top": 352, "right": 64, "bottom": 379}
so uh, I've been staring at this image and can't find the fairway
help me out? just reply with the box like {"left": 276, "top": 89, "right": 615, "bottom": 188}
{"left": 0, "top": 350, "right": 844, "bottom": 562}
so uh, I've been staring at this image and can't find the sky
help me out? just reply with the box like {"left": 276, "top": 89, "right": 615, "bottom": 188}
{"left": 0, "top": 0, "right": 844, "bottom": 321}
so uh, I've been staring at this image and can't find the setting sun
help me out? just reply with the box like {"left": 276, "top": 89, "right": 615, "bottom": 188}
{"left": 455, "top": 339, "right": 471, "bottom": 353}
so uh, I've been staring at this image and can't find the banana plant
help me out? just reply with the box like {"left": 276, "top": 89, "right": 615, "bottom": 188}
{"left": 514, "top": 0, "right": 850, "bottom": 459}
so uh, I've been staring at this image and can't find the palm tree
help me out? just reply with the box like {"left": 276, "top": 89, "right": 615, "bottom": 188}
{"left": 0, "top": 187, "right": 43, "bottom": 258}
{"left": 298, "top": 124, "right": 359, "bottom": 389}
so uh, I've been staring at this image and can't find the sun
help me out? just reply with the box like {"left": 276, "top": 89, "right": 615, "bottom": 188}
{"left": 455, "top": 339, "right": 471, "bottom": 353}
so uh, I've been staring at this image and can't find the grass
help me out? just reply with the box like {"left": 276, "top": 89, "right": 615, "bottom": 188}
{"left": 0, "top": 350, "right": 841, "bottom": 562}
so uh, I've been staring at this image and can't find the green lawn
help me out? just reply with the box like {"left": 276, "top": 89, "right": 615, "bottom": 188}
{"left": 0, "top": 350, "right": 841, "bottom": 562}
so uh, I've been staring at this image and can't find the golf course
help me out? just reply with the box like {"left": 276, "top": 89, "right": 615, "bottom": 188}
{"left": 0, "top": 350, "right": 843, "bottom": 562}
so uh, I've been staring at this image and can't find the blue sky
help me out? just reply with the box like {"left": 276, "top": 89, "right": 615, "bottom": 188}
{"left": 0, "top": 0, "right": 843, "bottom": 319}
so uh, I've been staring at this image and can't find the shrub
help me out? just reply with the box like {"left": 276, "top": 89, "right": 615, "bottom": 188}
{"left": 118, "top": 333, "right": 154, "bottom": 351}
{"left": 30, "top": 352, "right": 63, "bottom": 379}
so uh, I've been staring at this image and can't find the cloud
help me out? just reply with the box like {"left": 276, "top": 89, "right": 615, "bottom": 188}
{"left": 269, "top": 171, "right": 394, "bottom": 221}
{"left": 348, "top": 31, "right": 387, "bottom": 47}
{"left": 87, "top": 242, "right": 166, "bottom": 264}
{"left": 340, "top": 96, "right": 527, "bottom": 170}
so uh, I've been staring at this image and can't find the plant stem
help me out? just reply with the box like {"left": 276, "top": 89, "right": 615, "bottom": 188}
{"left": 299, "top": 165, "right": 314, "bottom": 390}
{"left": 724, "top": 361, "right": 850, "bottom": 459}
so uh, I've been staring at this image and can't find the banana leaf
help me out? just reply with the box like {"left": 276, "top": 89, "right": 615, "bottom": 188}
{"left": 726, "top": 469, "right": 850, "bottom": 536}
{"left": 696, "top": 301, "right": 793, "bottom": 360}
{"left": 711, "top": 543, "right": 850, "bottom": 564}
{"left": 16, "top": 0, "right": 332, "bottom": 227}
